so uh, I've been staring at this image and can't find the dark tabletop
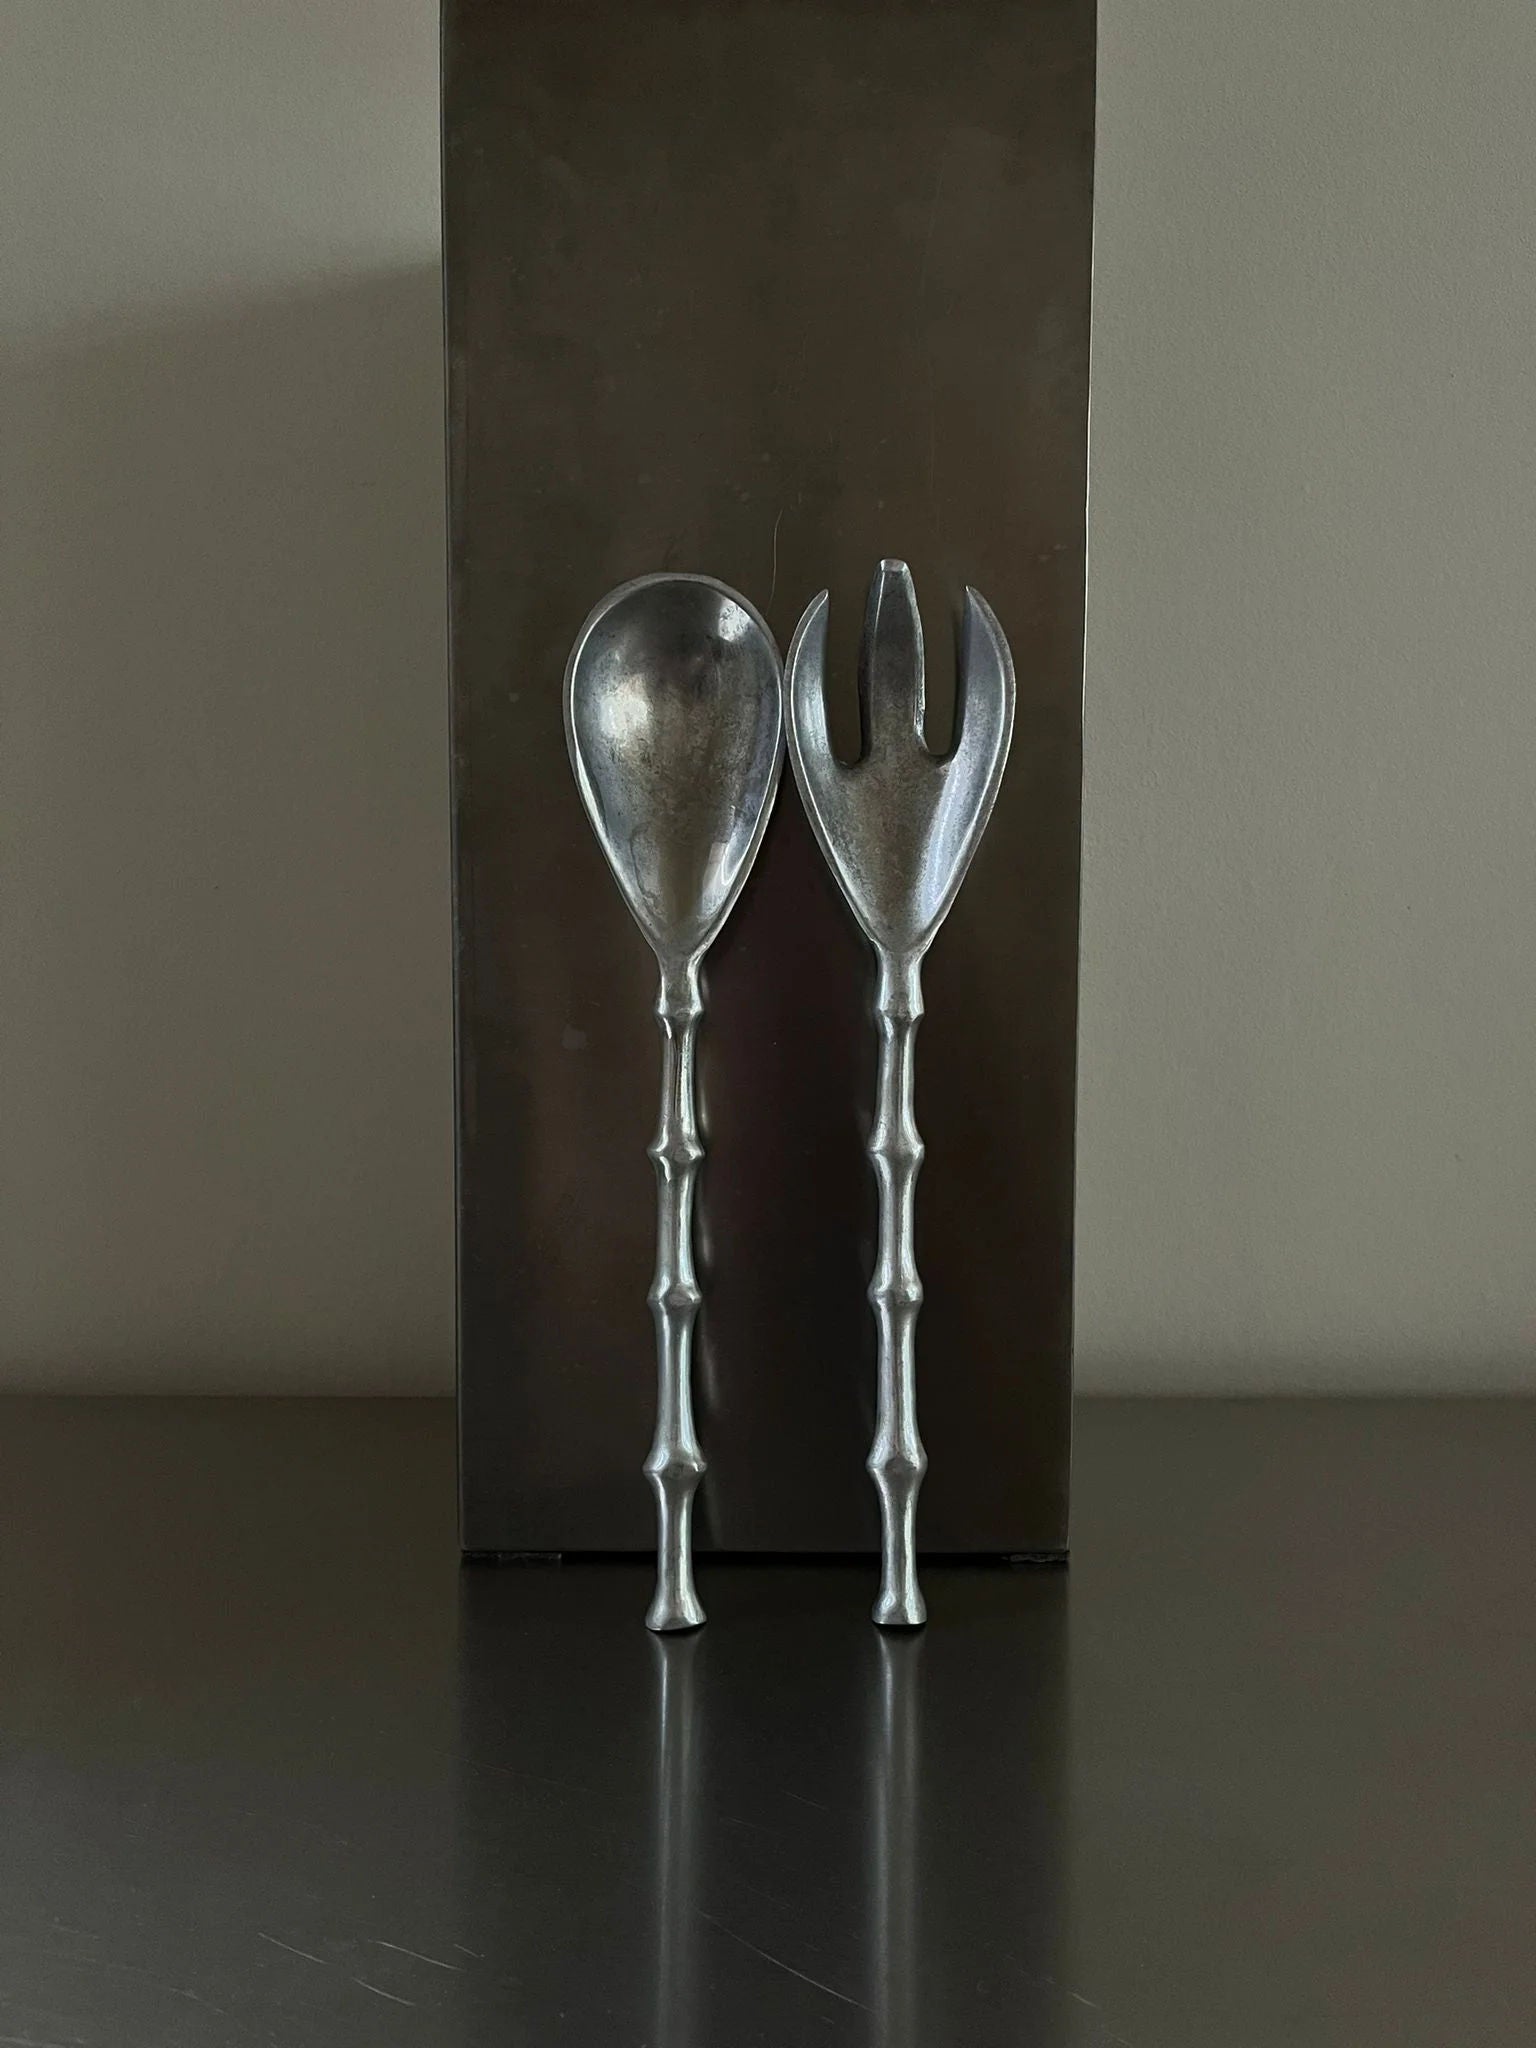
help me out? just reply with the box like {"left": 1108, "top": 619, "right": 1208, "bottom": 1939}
{"left": 1, "top": 1396, "right": 1532, "bottom": 2046}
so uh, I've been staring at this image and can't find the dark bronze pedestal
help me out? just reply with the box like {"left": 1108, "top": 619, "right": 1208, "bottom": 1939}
{"left": 445, "top": 0, "right": 1094, "bottom": 1553}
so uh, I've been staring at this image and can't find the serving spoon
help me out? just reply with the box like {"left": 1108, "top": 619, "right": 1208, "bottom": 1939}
{"left": 786, "top": 561, "right": 1015, "bottom": 1626}
{"left": 566, "top": 573, "right": 784, "bottom": 1630}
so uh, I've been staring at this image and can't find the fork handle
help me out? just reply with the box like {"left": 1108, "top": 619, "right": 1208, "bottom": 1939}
{"left": 867, "top": 951, "right": 928, "bottom": 1627}
{"left": 644, "top": 958, "right": 706, "bottom": 1631}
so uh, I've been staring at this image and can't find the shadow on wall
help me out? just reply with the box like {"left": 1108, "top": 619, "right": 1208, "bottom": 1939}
{"left": 1, "top": 269, "right": 454, "bottom": 1391}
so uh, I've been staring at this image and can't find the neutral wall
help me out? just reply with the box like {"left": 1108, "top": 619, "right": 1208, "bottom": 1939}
{"left": 3, "top": 4, "right": 450, "bottom": 1392}
{"left": 4, "top": 2, "right": 1533, "bottom": 1393}
{"left": 1083, "top": 0, "right": 1536, "bottom": 1389}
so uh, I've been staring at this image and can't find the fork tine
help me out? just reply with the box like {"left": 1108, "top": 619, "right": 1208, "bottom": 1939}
{"left": 786, "top": 587, "right": 833, "bottom": 763}
{"left": 952, "top": 586, "right": 1016, "bottom": 784}
{"left": 859, "top": 559, "right": 926, "bottom": 760}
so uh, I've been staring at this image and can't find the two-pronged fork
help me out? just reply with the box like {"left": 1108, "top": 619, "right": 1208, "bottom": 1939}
{"left": 785, "top": 561, "right": 1016, "bottom": 1626}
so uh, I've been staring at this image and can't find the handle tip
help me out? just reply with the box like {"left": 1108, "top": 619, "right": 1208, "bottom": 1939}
{"left": 647, "top": 1586, "right": 706, "bottom": 1633}
{"left": 872, "top": 1586, "right": 927, "bottom": 1630}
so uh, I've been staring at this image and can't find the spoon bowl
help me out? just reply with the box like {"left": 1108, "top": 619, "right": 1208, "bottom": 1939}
{"left": 567, "top": 574, "right": 784, "bottom": 971}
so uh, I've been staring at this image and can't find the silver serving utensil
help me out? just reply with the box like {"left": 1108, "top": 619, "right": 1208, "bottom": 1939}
{"left": 566, "top": 573, "right": 784, "bottom": 1630}
{"left": 786, "top": 561, "right": 1015, "bottom": 1627}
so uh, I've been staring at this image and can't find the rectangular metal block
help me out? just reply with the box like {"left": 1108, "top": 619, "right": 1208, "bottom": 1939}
{"left": 445, "top": 0, "right": 1093, "bottom": 1553}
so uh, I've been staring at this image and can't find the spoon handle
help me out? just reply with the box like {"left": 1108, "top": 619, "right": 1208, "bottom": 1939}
{"left": 643, "top": 958, "right": 706, "bottom": 1631}
{"left": 867, "top": 951, "right": 928, "bottom": 1627}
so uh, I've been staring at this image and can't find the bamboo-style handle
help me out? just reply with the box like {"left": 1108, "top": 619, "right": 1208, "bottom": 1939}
{"left": 643, "top": 958, "right": 706, "bottom": 1632}
{"left": 867, "top": 951, "right": 928, "bottom": 1627}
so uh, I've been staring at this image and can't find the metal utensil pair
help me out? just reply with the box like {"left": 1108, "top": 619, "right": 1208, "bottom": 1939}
{"left": 566, "top": 564, "right": 1015, "bottom": 1631}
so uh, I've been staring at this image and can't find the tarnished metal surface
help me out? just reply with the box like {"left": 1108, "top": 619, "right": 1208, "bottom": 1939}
{"left": 788, "top": 563, "right": 1015, "bottom": 1624}
{"left": 565, "top": 576, "right": 783, "bottom": 1627}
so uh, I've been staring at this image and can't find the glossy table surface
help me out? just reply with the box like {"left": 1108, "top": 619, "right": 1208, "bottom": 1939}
{"left": 1, "top": 1396, "right": 1532, "bottom": 2046}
